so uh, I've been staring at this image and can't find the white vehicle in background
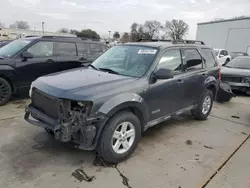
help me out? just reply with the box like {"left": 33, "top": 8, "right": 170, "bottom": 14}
{"left": 214, "top": 49, "right": 231, "bottom": 66}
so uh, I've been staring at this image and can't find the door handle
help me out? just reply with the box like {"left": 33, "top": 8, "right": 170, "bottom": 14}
{"left": 177, "top": 79, "right": 184, "bottom": 83}
{"left": 202, "top": 72, "right": 208, "bottom": 77}
{"left": 46, "top": 59, "right": 55, "bottom": 63}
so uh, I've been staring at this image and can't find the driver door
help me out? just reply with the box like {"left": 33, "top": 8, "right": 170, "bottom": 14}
{"left": 146, "top": 48, "right": 186, "bottom": 121}
{"left": 14, "top": 41, "right": 57, "bottom": 87}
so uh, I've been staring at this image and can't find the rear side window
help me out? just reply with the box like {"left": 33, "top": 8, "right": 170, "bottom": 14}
{"left": 201, "top": 48, "right": 217, "bottom": 68}
{"left": 55, "top": 42, "right": 77, "bottom": 56}
{"left": 183, "top": 49, "right": 203, "bottom": 71}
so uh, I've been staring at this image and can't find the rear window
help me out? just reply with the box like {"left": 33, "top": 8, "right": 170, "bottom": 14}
{"left": 55, "top": 42, "right": 77, "bottom": 56}
{"left": 201, "top": 48, "right": 217, "bottom": 68}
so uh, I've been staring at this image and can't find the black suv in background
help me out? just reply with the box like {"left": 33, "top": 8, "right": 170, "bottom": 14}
{"left": 25, "top": 40, "right": 220, "bottom": 163}
{"left": 0, "top": 36, "right": 108, "bottom": 105}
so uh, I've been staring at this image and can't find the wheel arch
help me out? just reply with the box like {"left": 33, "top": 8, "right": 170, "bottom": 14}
{"left": 0, "top": 74, "right": 15, "bottom": 92}
{"left": 97, "top": 93, "right": 149, "bottom": 132}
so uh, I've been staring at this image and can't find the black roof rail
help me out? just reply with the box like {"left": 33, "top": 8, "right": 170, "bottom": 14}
{"left": 137, "top": 38, "right": 173, "bottom": 42}
{"left": 41, "top": 35, "right": 80, "bottom": 39}
{"left": 25, "top": 35, "right": 39, "bottom": 38}
{"left": 173, "top": 40, "right": 205, "bottom": 45}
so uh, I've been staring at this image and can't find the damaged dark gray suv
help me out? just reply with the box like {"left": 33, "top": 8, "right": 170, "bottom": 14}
{"left": 25, "top": 40, "right": 220, "bottom": 163}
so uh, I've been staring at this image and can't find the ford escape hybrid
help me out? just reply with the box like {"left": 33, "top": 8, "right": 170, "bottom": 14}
{"left": 25, "top": 40, "right": 220, "bottom": 163}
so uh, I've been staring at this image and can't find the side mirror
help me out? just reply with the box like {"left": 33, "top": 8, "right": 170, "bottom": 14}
{"left": 22, "top": 51, "right": 33, "bottom": 59}
{"left": 219, "top": 54, "right": 224, "bottom": 58}
{"left": 154, "top": 68, "right": 174, "bottom": 80}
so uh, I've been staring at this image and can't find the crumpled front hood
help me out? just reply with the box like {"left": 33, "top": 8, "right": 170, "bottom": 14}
{"left": 221, "top": 67, "right": 250, "bottom": 77}
{"left": 32, "top": 68, "right": 137, "bottom": 100}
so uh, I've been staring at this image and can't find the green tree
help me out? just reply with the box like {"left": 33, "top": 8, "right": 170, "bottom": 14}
{"left": 9, "top": 21, "right": 30, "bottom": 29}
{"left": 113, "top": 31, "right": 120, "bottom": 39}
{"left": 165, "top": 19, "right": 189, "bottom": 40}
{"left": 77, "top": 29, "right": 100, "bottom": 39}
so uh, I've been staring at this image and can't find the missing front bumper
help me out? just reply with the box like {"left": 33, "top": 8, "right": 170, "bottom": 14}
{"left": 24, "top": 105, "right": 106, "bottom": 149}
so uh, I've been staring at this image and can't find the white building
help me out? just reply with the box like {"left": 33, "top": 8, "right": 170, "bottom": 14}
{"left": 0, "top": 27, "right": 76, "bottom": 40}
{"left": 196, "top": 17, "right": 250, "bottom": 54}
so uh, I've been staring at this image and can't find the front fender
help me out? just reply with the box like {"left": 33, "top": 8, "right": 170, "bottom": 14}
{"left": 97, "top": 92, "right": 149, "bottom": 122}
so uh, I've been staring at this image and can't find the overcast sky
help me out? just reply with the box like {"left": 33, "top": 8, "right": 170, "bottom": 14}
{"left": 1, "top": 0, "right": 250, "bottom": 39}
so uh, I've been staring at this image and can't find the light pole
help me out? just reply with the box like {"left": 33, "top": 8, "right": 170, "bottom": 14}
{"left": 42, "top": 22, "right": 45, "bottom": 36}
{"left": 108, "top": 31, "right": 111, "bottom": 43}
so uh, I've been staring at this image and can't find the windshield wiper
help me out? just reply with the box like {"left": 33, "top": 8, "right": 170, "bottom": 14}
{"left": 88, "top": 64, "right": 99, "bottom": 70}
{"left": 99, "top": 68, "right": 120, "bottom": 75}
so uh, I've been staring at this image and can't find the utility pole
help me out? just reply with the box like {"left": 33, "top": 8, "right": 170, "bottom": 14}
{"left": 42, "top": 22, "right": 45, "bottom": 36}
{"left": 108, "top": 31, "right": 111, "bottom": 43}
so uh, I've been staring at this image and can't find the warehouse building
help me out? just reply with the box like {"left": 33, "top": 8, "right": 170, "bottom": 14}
{"left": 0, "top": 28, "right": 76, "bottom": 40}
{"left": 196, "top": 17, "right": 250, "bottom": 54}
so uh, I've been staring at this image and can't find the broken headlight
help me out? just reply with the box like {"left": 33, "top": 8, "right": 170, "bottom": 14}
{"left": 242, "top": 77, "right": 250, "bottom": 83}
{"left": 71, "top": 101, "right": 93, "bottom": 115}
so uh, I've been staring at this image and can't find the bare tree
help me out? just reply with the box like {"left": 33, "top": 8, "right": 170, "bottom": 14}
{"left": 130, "top": 22, "right": 139, "bottom": 42}
{"left": 113, "top": 31, "right": 120, "bottom": 39}
{"left": 58, "top": 28, "right": 69, "bottom": 33}
{"left": 120, "top": 32, "right": 130, "bottom": 43}
{"left": 9, "top": 21, "right": 30, "bottom": 29}
{"left": 143, "top": 20, "right": 163, "bottom": 39}
{"left": 165, "top": 19, "right": 189, "bottom": 41}
{"left": 0, "top": 22, "right": 5, "bottom": 28}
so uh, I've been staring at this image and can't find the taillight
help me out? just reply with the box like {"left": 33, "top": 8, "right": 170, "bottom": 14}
{"left": 218, "top": 67, "right": 221, "bottom": 80}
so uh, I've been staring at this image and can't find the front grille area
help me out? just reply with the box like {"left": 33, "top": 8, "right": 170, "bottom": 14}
{"left": 31, "top": 89, "right": 59, "bottom": 119}
{"left": 221, "top": 76, "right": 242, "bottom": 83}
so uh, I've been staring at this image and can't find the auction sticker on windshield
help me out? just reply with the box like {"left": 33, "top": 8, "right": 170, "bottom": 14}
{"left": 138, "top": 49, "right": 157, "bottom": 54}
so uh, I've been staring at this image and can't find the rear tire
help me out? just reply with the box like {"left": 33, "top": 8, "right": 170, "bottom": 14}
{"left": 191, "top": 89, "right": 214, "bottom": 120}
{"left": 97, "top": 111, "right": 141, "bottom": 163}
{"left": 0, "top": 77, "right": 12, "bottom": 106}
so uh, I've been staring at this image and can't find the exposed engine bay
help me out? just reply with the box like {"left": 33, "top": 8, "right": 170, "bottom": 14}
{"left": 25, "top": 88, "right": 105, "bottom": 149}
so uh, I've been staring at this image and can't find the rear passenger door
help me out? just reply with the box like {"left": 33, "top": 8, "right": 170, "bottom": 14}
{"left": 181, "top": 48, "right": 206, "bottom": 106}
{"left": 55, "top": 42, "right": 81, "bottom": 71}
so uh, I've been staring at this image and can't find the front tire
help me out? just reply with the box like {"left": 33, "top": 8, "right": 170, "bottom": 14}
{"left": 97, "top": 111, "right": 141, "bottom": 163}
{"left": 191, "top": 89, "right": 214, "bottom": 120}
{"left": 0, "top": 77, "right": 12, "bottom": 106}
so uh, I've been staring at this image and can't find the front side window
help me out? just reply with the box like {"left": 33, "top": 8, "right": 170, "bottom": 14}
{"left": 27, "top": 41, "right": 53, "bottom": 57}
{"left": 183, "top": 49, "right": 203, "bottom": 71}
{"left": 158, "top": 49, "right": 182, "bottom": 72}
{"left": 91, "top": 45, "right": 158, "bottom": 78}
{"left": 0, "top": 39, "right": 31, "bottom": 57}
{"left": 55, "top": 42, "right": 77, "bottom": 56}
{"left": 201, "top": 48, "right": 216, "bottom": 68}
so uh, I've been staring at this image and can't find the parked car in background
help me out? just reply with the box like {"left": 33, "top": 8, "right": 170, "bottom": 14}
{"left": 214, "top": 48, "right": 231, "bottom": 66}
{"left": 0, "top": 36, "right": 108, "bottom": 105}
{"left": 0, "top": 40, "right": 12, "bottom": 48}
{"left": 230, "top": 52, "right": 249, "bottom": 59}
{"left": 25, "top": 40, "right": 220, "bottom": 163}
{"left": 221, "top": 56, "right": 250, "bottom": 95}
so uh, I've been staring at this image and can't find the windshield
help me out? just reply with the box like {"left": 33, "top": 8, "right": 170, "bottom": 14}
{"left": 226, "top": 58, "right": 250, "bottom": 69}
{"left": 91, "top": 45, "right": 158, "bottom": 78}
{"left": 0, "top": 39, "right": 32, "bottom": 57}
